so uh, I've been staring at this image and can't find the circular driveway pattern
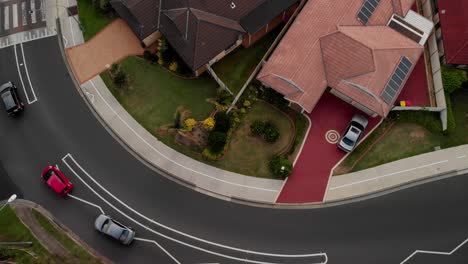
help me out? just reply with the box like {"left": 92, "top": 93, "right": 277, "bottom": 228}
{"left": 1, "top": 36, "right": 468, "bottom": 264}
{"left": 325, "top": 130, "right": 340, "bottom": 144}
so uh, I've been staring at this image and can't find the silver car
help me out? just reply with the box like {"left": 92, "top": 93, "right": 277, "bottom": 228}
{"left": 94, "top": 214, "right": 135, "bottom": 245}
{"left": 338, "top": 114, "right": 369, "bottom": 152}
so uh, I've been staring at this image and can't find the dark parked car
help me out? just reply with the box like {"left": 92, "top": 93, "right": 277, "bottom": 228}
{"left": 0, "top": 82, "right": 24, "bottom": 116}
{"left": 95, "top": 214, "right": 135, "bottom": 245}
{"left": 338, "top": 114, "right": 369, "bottom": 152}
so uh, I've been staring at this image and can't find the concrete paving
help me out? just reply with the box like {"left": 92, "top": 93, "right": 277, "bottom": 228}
{"left": 58, "top": 6, "right": 468, "bottom": 206}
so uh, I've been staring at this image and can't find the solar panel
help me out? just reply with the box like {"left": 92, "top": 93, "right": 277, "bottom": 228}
{"left": 357, "top": 0, "right": 381, "bottom": 24}
{"left": 381, "top": 56, "right": 413, "bottom": 104}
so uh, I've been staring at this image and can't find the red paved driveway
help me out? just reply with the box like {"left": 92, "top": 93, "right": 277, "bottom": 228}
{"left": 276, "top": 93, "right": 381, "bottom": 203}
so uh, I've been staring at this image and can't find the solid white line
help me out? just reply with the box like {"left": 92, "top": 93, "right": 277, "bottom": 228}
{"left": 330, "top": 160, "right": 449, "bottom": 190}
{"left": 4, "top": 6, "right": 9, "bottom": 30}
{"left": 89, "top": 80, "right": 278, "bottom": 193}
{"left": 400, "top": 238, "right": 468, "bottom": 263}
{"left": 61, "top": 155, "right": 327, "bottom": 264}
{"left": 457, "top": 155, "right": 466, "bottom": 159}
{"left": 12, "top": 4, "right": 18, "bottom": 28}
{"left": 20, "top": 42, "right": 37, "bottom": 104}
{"left": 62, "top": 153, "right": 327, "bottom": 261}
{"left": 67, "top": 194, "right": 105, "bottom": 214}
{"left": 134, "top": 237, "right": 181, "bottom": 264}
{"left": 13, "top": 44, "right": 30, "bottom": 103}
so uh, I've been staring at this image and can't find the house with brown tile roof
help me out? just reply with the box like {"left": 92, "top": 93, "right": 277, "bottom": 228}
{"left": 257, "top": 0, "right": 434, "bottom": 117}
{"left": 111, "top": 0, "right": 300, "bottom": 75}
{"left": 432, "top": 0, "right": 468, "bottom": 67}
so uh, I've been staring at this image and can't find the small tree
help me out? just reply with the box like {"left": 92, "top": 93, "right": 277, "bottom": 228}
{"left": 250, "top": 120, "right": 265, "bottom": 136}
{"left": 113, "top": 70, "right": 127, "bottom": 88}
{"left": 208, "top": 132, "right": 227, "bottom": 153}
{"left": 214, "top": 111, "right": 232, "bottom": 132}
{"left": 442, "top": 67, "right": 468, "bottom": 94}
{"left": 169, "top": 61, "right": 179, "bottom": 72}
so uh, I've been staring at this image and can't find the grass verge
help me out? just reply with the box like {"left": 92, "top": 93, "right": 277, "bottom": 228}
{"left": 77, "top": 0, "right": 115, "bottom": 40}
{"left": 31, "top": 209, "right": 101, "bottom": 264}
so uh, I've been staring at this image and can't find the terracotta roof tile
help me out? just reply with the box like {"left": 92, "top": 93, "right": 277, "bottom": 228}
{"left": 437, "top": 0, "right": 468, "bottom": 65}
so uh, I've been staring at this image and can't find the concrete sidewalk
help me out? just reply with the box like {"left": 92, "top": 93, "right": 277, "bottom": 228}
{"left": 57, "top": 7, "right": 468, "bottom": 206}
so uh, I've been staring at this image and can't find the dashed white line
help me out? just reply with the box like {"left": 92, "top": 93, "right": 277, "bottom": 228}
{"left": 89, "top": 79, "right": 278, "bottom": 193}
{"left": 61, "top": 153, "right": 327, "bottom": 263}
{"left": 13, "top": 44, "right": 29, "bottom": 103}
{"left": 330, "top": 160, "right": 449, "bottom": 190}
{"left": 134, "top": 237, "right": 181, "bottom": 264}
{"left": 67, "top": 194, "right": 105, "bottom": 214}
{"left": 457, "top": 155, "right": 466, "bottom": 159}
{"left": 400, "top": 238, "right": 468, "bottom": 263}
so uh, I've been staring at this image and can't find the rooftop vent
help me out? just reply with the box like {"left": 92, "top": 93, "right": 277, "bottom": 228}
{"left": 230, "top": 2, "right": 236, "bottom": 9}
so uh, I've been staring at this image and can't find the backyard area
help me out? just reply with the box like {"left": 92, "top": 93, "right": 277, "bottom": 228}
{"left": 335, "top": 85, "right": 468, "bottom": 175}
{"left": 77, "top": 0, "right": 116, "bottom": 40}
{"left": 212, "top": 28, "right": 280, "bottom": 95}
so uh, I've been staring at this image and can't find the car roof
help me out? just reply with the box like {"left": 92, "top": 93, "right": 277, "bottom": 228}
{"left": 47, "top": 174, "right": 66, "bottom": 193}
{"left": 1, "top": 91, "right": 16, "bottom": 110}
{"left": 106, "top": 221, "right": 126, "bottom": 239}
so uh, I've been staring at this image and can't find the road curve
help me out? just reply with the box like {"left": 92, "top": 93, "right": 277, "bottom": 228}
{"left": 0, "top": 36, "right": 467, "bottom": 264}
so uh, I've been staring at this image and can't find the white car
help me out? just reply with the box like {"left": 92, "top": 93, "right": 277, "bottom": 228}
{"left": 94, "top": 214, "right": 135, "bottom": 245}
{"left": 338, "top": 114, "right": 369, "bottom": 152}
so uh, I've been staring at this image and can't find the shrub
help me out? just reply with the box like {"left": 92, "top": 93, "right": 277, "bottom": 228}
{"left": 169, "top": 61, "right": 178, "bottom": 72}
{"left": 113, "top": 70, "right": 127, "bottom": 88}
{"left": 202, "top": 117, "right": 215, "bottom": 131}
{"left": 243, "top": 100, "right": 251, "bottom": 107}
{"left": 202, "top": 148, "right": 220, "bottom": 160}
{"left": 214, "top": 111, "right": 232, "bottom": 132}
{"left": 442, "top": 67, "right": 468, "bottom": 94}
{"left": 269, "top": 155, "right": 293, "bottom": 178}
{"left": 143, "top": 50, "right": 158, "bottom": 63}
{"left": 263, "top": 122, "right": 280, "bottom": 143}
{"left": 250, "top": 120, "right": 266, "bottom": 136}
{"left": 174, "top": 110, "right": 181, "bottom": 129}
{"left": 261, "top": 88, "right": 289, "bottom": 109}
{"left": 183, "top": 118, "right": 197, "bottom": 131}
{"left": 240, "top": 108, "right": 246, "bottom": 114}
{"left": 208, "top": 131, "right": 227, "bottom": 153}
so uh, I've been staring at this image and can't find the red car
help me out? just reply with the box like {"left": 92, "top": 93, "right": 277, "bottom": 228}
{"left": 41, "top": 166, "right": 73, "bottom": 197}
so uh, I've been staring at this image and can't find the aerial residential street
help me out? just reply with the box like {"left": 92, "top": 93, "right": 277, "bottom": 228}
{"left": 0, "top": 36, "right": 467, "bottom": 263}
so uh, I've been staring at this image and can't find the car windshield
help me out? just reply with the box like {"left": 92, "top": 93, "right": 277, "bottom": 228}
{"left": 351, "top": 121, "right": 365, "bottom": 131}
{"left": 343, "top": 137, "right": 354, "bottom": 146}
{"left": 1, "top": 91, "right": 16, "bottom": 110}
{"left": 102, "top": 219, "right": 110, "bottom": 230}
{"left": 43, "top": 170, "right": 54, "bottom": 181}
{"left": 120, "top": 230, "right": 128, "bottom": 241}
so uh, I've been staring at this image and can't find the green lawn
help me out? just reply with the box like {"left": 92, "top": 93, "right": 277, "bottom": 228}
{"left": 32, "top": 209, "right": 101, "bottom": 264}
{"left": 77, "top": 0, "right": 115, "bottom": 40}
{"left": 213, "top": 101, "right": 295, "bottom": 179}
{"left": 0, "top": 206, "right": 54, "bottom": 263}
{"left": 212, "top": 28, "right": 280, "bottom": 95}
{"left": 335, "top": 87, "right": 468, "bottom": 174}
{"left": 103, "top": 56, "right": 217, "bottom": 134}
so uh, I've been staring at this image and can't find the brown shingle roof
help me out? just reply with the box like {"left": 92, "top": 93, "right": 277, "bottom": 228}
{"left": 258, "top": 0, "right": 422, "bottom": 116}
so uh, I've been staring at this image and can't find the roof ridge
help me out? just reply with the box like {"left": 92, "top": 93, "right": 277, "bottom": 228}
{"left": 447, "top": 40, "right": 468, "bottom": 64}
{"left": 190, "top": 8, "right": 245, "bottom": 32}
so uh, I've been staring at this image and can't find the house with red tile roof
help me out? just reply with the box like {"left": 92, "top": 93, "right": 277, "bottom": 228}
{"left": 257, "top": 0, "right": 434, "bottom": 117}
{"left": 111, "top": 0, "right": 300, "bottom": 75}
{"left": 433, "top": 0, "right": 468, "bottom": 67}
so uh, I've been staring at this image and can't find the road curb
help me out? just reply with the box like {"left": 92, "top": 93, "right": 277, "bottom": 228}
{"left": 12, "top": 199, "right": 113, "bottom": 264}
{"left": 54, "top": 17, "right": 468, "bottom": 210}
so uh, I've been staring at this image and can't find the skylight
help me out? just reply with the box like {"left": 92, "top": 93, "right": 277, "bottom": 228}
{"left": 357, "top": 0, "right": 381, "bottom": 24}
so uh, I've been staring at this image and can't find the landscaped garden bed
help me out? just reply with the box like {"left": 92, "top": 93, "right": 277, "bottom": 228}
{"left": 103, "top": 56, "right": 309, "bottom": 179}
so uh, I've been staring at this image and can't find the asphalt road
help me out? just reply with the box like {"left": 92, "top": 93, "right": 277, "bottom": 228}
{"left": 0, "top": 36, "right": 467, "bottom": 264}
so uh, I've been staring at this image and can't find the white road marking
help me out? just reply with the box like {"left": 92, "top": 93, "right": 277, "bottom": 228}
{"left": 330, "top": 160, "right": 449, "bottom": 190}
{"left": 61, "top": 153, "right": 328, "bottom": 263}
{"left": 62, "top": 36, "right": 68, "bottom": 46}
{"left": 89, "top": 80, "right": 279, "bottom": 193}
{"left": 457, "top": 155, "right": 466, "bottom": 159}
{"left": 13, "top": 44, "right": 29, "bottom": 103}
{"left": 67, "top": 194, "right": 105, "bottom": 214}
{"left": 12, "top": 4, "right": 18, "bottom": 28}
{"left": 30, "top": 0, "right": 36, "bottom": 24}
{"left": 134, "top": 237, "right": 181, "bottom": 264}
{"left": 4, "top": 6, "right": 10, "bottom": 30}
{"left": 22, "top": 2, "right": 27, "bottom": 26}
{"left": 19, "top": 42, "right": 38, "bottom": 104}
{"left": 400, "top": 238, "right": 468, "bottom": 263}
